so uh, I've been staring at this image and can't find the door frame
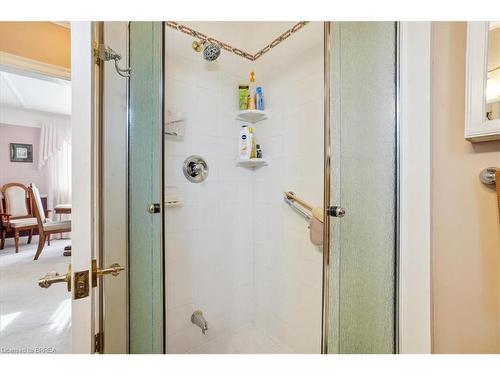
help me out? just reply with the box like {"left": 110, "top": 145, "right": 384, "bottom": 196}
{"left": 73, "top": 20, "right": 432, "bottom": 355}
{"left": 101, "top": 21, "right": 129, "bottom": 354}
{"left": 71, "top": 21, "right": 130, "bottom": 354}
{"left": 321, "top": 21, "right": 432, "bottom": 354}
{"left": 397, "top": 21, "right": 432, "bottom": 354}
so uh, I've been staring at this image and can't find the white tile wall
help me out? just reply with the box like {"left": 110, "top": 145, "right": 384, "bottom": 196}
{"left": 251, "top": 40, "right": 324, "bottom": 354}
{"left": 165, "top": 28, "right": 255, "bottom": 354}
{"left": 165, "top": 24, "right": 323, "bottom": 354}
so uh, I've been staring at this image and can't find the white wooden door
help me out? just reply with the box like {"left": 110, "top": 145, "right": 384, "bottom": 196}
{"left": 70, "top": 21, "right": 96, "bottom": 354}
{"left": 70, "top": 21, "right": 128, "bottom": 354}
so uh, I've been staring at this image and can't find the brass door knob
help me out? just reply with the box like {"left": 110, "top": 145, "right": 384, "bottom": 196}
{"left": 91, "top": 260, "right": 125, "bottom": 287}
{"left": 38, "top": 264, "right": 72, "bottom": 292}
{"left": 96, "top": 263, "right": 125, "bottom": 277}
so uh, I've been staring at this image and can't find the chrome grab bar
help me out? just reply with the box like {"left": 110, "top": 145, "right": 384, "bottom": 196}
{"left": 284, "top": 191, "right": 312, "bottom": 221}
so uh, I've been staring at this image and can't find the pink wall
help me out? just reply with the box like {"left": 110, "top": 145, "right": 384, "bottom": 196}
{"left": 0, "top": 123, "right": 47, "bottom": 193}
{"left": 432, "top": 22, "right": 500, "bottom": 353}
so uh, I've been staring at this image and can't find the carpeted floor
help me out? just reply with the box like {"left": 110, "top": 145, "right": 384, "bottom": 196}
{"left": 0, "top": 237, "right": 71, "bottom": 354}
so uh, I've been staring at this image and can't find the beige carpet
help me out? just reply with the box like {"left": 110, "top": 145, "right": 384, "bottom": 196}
{"left": 0, "top": 237, "right": 71, "bottom": 354}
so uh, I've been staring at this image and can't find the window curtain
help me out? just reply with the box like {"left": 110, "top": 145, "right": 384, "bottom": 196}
{"left": 38, "top": 119, "right": 71, "bottom": 232}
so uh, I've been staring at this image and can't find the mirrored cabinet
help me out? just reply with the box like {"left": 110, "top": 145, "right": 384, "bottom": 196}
{"left": 465, "top": 21, "right": 500, "bottom": 142}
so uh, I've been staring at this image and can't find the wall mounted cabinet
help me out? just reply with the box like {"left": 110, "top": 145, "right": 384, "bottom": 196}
{"left": 465, "top": 22, "right": 500, "bottom": 142}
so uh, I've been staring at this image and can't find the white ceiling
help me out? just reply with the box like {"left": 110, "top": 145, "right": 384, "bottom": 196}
{"left": 0, "top": 71, "right": 71, "bottom": 115}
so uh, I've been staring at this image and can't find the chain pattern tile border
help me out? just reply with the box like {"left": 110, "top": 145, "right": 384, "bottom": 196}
{"left": 165, "top": 21, "right": 309, "bottom": 61}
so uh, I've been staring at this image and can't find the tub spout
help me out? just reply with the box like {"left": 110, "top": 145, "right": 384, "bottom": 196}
{"left": 191, "top": 310, "right": 208, "bottom": 334}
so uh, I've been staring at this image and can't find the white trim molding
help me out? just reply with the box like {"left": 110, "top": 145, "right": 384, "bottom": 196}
{"left": 0, "top": 104, "right": 70, "bottom": 128}
{"left": 0, "top": 51, "right": 71, "bottom": 81}
{"left": 51, "top": 21, "right": 71, "bottom": 29}
{"left": 464, "top": 22, "right": 500, "bottom": 142}
{"left": 398, "top": 21, "right": 432, "bottom": 354}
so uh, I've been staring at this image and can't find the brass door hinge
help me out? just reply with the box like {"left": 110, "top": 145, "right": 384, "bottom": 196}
{"left": 93, "top": 43, "right": 131, "bottom": 77}
{"left": 92, "top": 42, "right": 101, "bottom": 66}
{"left": 94, "top": 332, "right": 101, "bottom": 353}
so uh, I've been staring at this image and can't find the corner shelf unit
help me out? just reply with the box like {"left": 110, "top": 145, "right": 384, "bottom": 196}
{"left": 236, "top": 110, "right": 267, "bottom": 124}
{"left": 235, "top": 158, "right": 268, "bottom": 168}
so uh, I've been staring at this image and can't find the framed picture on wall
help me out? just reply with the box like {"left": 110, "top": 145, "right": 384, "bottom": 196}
{"left": 10, "top": 143, "right": 33, "bottom": 163}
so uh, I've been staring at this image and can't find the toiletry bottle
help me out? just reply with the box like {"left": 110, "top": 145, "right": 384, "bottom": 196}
{"left": 248, "top": 71, "right": 257, "bottom": 110}
{"left": 250, "top": 129, "right": 256, "bottom": 159}
{"left": 239, "top": 84, "right": 249, "bottom": 110}
{"left": 239, "top": 126, "right": 252, "bottom": 160}
{"left": 256, "top": 144, "right": 262, "bottom": 158}
{"left": 249, "top": 71, "right": 256, "bottom": 94}
{"left": 248, "top": 94, "right": 256, "bottom": 110}
{"left": 256, "top": 87, "right": 264, "bottom": 110}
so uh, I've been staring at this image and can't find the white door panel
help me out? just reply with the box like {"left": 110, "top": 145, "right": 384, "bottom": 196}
{"left": 70, "top": 21, "right": 96, "bottom": 354}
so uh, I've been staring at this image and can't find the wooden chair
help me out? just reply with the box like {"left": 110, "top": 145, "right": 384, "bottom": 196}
{"left": 30, "top": 183, "right": 71, "bottom": 260}
{"left": 0, "top": 183, "right": 38, "bottom": 252}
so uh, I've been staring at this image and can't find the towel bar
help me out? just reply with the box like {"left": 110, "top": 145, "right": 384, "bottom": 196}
{"left": 479, "top": 167, "right": 498, "bottom": 186}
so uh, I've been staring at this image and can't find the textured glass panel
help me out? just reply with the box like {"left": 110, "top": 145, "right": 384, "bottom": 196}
{"left": 128, "top": 22, "right": 164, "bottom": 353}
{"left": 328, "top": 22, "right": 397, "bottom": 353}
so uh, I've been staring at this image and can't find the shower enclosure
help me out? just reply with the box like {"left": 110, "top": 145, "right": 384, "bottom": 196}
{"left": 127, "top": 21, "right": 398, "bottom": 354}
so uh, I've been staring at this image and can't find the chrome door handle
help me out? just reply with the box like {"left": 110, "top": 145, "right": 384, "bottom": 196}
{"left": 147, "top": 203, "right": 161, "bottom": 214}
{"left": 326, "top": 206, "right": 346, "bottom": 217}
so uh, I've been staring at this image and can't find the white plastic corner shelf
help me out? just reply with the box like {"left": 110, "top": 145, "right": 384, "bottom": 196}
{"left": 235, "top": 110, "right": 268, "bottom": 168}
{"left": 236, "top": 110, "right": 267, "bottom": 124}
{"left": 235, "top": 158, "right": 268, "bottom": 168}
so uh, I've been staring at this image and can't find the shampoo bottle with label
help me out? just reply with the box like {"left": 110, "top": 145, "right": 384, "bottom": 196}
{"left": 238, "top": 84, "right": 249, "bottom": 110}
{"left": 256, "top": 87, "right": 264, "bottom": 110}
{"left": 248, "top": 71, "right": 257, "bottom": 110}
{"left": 239, "top": 126, "right": 253, "bottom": 160}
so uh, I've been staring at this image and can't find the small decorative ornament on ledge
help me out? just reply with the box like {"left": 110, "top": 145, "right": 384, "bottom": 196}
{"left": 10, "top": 143, "right": 33, "bottom": 163}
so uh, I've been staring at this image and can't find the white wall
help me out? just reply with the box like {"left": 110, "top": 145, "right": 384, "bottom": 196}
{"left": 252, "top": 35, "right": 324, "bottom": 353}
{"left": 164, "top": 26, "right": 255, "bottom": 353}
{"left": 0, "top": 123, "right": 48, "bottom": 193}
{"left": 164, "top": 22, "right": 324, "bottom": 353}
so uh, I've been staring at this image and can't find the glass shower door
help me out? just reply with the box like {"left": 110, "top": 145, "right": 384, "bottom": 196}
{"left": 128, "top": 21, "right": 164, "bottom": 353}
{"left": 326, "top": 22, "right": 398, "bottom": 354}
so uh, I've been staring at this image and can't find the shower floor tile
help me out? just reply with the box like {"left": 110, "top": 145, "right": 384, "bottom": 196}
{"left": 189, "top": 324, "right": 293, "bottom": 354}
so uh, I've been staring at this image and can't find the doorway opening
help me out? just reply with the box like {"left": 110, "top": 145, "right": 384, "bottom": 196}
{"left": 0, "top": 21, "right": 72, "bottom": 354}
